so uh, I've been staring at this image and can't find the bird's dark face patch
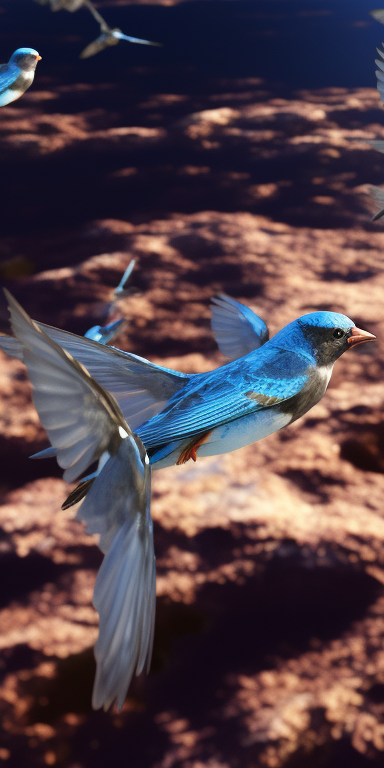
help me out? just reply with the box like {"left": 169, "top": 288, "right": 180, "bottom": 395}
{"left": 299, "top": 324, "right": 352, "bottom": 367}
{"left": 13, "top": 53, "right": 39, "bottom": 72}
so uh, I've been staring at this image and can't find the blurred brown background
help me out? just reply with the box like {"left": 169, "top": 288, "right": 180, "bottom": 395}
{"left": 1, "top": 1, "right": 384, "bottom": 766}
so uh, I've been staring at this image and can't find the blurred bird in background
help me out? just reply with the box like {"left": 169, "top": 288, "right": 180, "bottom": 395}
{"left": 84, "top": 261, "right": 135, "bottom": 346}
{"left": 3, "top": 290, "right": 155, "bottom": 712}
{"left": 366, "top": 13, "right": 384, "bottom": 218}
{"left": 33, "top": 0, "right": 160, "bottom": 57}
{"left": 0, "top": 48, "right": 41, "bottom": 106}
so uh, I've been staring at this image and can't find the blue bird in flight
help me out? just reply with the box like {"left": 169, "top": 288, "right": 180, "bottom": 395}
{"left": 84, "top": 261, "right": 135, "bottom": 345}
{"left": 0, "top": 48, "right": 41, "bottom": 107}
{"left": 0, "top": 292, "right": 376, "bottom": 710}
{"left": 0, "top": 296, "right": 375, "bottom": 469}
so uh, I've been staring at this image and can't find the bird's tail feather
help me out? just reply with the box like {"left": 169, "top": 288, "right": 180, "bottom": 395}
{"left": 91, "top": 515, "right": 155, "bottom": 710}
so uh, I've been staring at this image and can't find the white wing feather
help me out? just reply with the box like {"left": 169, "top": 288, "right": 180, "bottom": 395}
{"left": 0, "top": 321, "right": 188, "bottom": 430}
{"left": 4, "top": 290, "right": 126, "bottom": 482}
{"left": 211, "top": 293, "right": 269, "bottom": 360}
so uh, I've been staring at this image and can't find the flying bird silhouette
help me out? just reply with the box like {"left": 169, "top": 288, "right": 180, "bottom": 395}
{"left": 3, "top": 289, "right": 155, "bottom": 711}
{"left": 84, "top": 261, "right": 135, "bottom": 345}
{"left": 0, "top": 48, "right": 41, "bottom": 107}
{"left": 80, "top": 27, "right": 160, "bottom": 58}
{"left": 34, "top": 0, "right": 160, "bottom": 57}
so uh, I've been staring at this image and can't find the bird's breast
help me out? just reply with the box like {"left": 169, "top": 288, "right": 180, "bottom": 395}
{"left": 280, "top": 363, "right": 333, "bottom": 424}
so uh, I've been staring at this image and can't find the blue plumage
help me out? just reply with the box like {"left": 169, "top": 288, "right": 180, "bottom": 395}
{"left": 85, "top": 319, "right": 125, "bottom": 344}
{"left": 0, "top": 48, "right": 41, "bottom": 106}
{"left": 135, "top": 310, "right": 374, "bottom": 466}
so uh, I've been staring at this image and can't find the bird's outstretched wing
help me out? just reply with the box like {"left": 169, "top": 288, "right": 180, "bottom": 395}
{"left": 0, "top": 323, "right": 188, "bottom": 430}
{"left": 80, "top": 28, "right": 159, "bottom": 57}
{"left": 4, "top": 289, "right": 156, "bottom": 711}
{"left": 211, "top": 293, "right": 269, "bottom": 359}
{"left": 138, "top": 348, "right": 309, "bottom": 449}
{"left": 375, "top": 43, "right": 384, "bottom": 109}
{"left": 367, "top": 184, "right": 384, "bottom": 221}
{"left": 4, "top": 289, "right": 128, "bottom": 482}
{"left": 77, "top": 441, "right": 155, "bottom": 710}
{"left": 371, "top": 9, "right": 384, "bottom": 24}
{"left": 80, "top": 32, "right": 119, "bottom": 58}
{"left": 112, "top": 30, "right": 161, "bottom": 47}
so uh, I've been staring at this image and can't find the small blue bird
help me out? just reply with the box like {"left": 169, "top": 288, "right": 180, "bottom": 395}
{"left": 0, "top": 48, "right": 41, "bottom": 107}
{"left": 84, "top": 260, "right": 135, "bottom": 345}
{"left": 85, "top": 318, "right": 126, "bottom": 345}
{"left": 0, "top": 298, "right": 375, "bottom": 469}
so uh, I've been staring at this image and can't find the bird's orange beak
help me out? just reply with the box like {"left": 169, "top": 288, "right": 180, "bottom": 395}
{"left": 36, "top": 55, "right": 42, "bottom": 61}
{"left": 347, "top": 326, "right": 376, "bottom": 348}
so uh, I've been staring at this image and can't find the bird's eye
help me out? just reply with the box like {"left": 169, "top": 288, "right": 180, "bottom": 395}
{"left": 333, "top": 328, "right": 344, "bottom": 339}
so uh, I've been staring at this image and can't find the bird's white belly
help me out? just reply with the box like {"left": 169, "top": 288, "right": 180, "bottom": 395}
{"left": 197, "top": 408, "right": 292, "bottom": 457}
{"left": 153, "top": 408, "right": 292, "bottom": 468}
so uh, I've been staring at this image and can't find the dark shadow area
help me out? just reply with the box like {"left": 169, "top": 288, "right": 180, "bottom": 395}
{"left": 0, "top": 437, "right": 63, "bottom": 496}
{"left": 6, "top": 534, "right": 381, "bottom": 766}
{"left": 0, "top": 549, "right": 71, "bottom": 609}
{"left": 281, "top": 468, "right": 346, "bottom": 503}
{"left": 0, "top": 0, "right": 382, "bottom": 252}
{"left": 340, "top": 423, "right": 384, "bottom": 474}
{"left": 287, "top": 737, "right": 380, "bottom": 768}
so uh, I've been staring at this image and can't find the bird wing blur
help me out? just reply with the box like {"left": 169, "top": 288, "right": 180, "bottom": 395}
{"left": 80, "top": 28, "right": 159, "bottom": 58}
{"left": 3, "top": 289, "right": 156, "bottom": 712}
{"left": 371, "top": 9, "right": 384, "bottom": 24}
{"left": 367, "top": 42, "right": 384, "bottom": 219}
{"left": 375, "top": 43, "right": 384, "bottom": 110}
{"left": 80, "top": 31, "right": 119, "bottom": 58}
{"left": 0, "top": 323, "right": 188, "bottom": 430}
{"left": 367, "top": 184, "right": 384, "bottom": 221}
{"left": 211, "top": 293, "right": 269, "bottom": 359}
{"left": 3, "top": 289, "right": 129, "bottom": 482}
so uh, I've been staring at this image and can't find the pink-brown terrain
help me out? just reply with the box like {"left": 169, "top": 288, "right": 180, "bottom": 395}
{"left": 1, "top": 2, "right": 384, "bottom": 767}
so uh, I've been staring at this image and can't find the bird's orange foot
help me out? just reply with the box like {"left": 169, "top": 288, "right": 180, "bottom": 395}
{"left": 176, "top": 430, "right": 212, "bottom": 465}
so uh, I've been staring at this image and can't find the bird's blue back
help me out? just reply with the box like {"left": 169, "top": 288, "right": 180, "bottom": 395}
{"left": 137, "top": 311, "right": 354, "bottom": 448}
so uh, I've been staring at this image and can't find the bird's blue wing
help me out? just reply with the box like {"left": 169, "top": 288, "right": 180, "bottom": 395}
{"left": 211, "top": 294, "right": 269, "bottom": 359}
{"left": 0, "top": 63, "right": 17, "bottom": 94}
{"left": 138, "top": 348, "right": 310, "bottom": 448}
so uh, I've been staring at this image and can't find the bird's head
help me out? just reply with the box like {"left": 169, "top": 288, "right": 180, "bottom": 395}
{"left": 10, "top": 48, "right": 42, "bottom": 71}
{"left": 289, "top": 311, "right": 376, "bottom": 366}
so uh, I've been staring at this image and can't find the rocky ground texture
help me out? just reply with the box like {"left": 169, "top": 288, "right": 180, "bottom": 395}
{"left": 1, "top": 2, "right": 384, "bottom": 767}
